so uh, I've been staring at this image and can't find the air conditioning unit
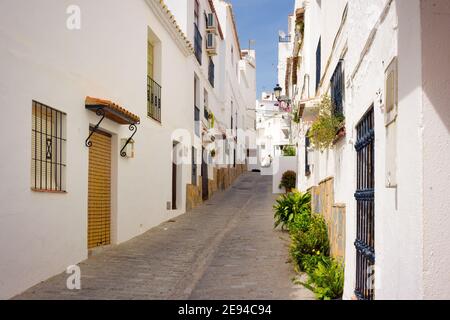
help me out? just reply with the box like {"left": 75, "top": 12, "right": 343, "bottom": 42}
{"left": 206, "top": 13, "right": 217, "bottom": 34}
{"left": 206, "top": 32, "right": 217, "bottom": 56}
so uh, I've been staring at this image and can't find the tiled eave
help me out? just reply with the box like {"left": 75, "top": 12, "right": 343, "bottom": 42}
{"left": 146, "top": 0, "right": 194, "bottom": 57}
{"left": 85, "top": 96, "right": 140, "bottom": 125}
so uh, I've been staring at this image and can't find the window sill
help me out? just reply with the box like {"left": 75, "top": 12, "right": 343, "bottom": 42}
{"left": 31, "top": 188, "right": 67, "bottom": 194}
{"left": 147, "top": 115, "right": 162, "bottom": 125}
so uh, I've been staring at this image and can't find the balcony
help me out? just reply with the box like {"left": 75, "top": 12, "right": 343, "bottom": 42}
{"left": 147, "top": 76, "right": 162, "bottom": 122}
{"left": 194, "top": 23, "right": 202, "bottom": 65}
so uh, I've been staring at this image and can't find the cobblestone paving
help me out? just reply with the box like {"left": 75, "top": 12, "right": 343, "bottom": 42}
{"left": 14, "top": 173, "right": 314, "bottom": 300}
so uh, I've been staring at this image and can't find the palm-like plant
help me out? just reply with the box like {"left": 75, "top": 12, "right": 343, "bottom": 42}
{"left": 273, "top": 191, "right": 311, "bottom": 230}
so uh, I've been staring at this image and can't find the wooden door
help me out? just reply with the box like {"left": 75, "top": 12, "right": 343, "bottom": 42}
{"left": 172, "top": 143, "right": 177, "bottom": 210}
{"left": 202, "top": 147, "right": 209, "bottom": 201}
{"left": 88, "top": 129, "right": 112, "bottom": 249}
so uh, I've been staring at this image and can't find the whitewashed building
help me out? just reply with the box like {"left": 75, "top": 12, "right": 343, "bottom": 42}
{"left": 280, "top": 0, "right": 450, "bottom": 300}
{"left": 0, "top": 0, "right": 255, "bottom": 299}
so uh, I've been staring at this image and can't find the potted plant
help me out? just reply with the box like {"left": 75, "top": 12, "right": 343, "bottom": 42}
{"left": 279, "top": 170, "right": 297, "bottom": 193}
{"left": 308, "top": 95, "right": 345, "bottom": 150}
{"left": 283, "top": 146, "right": 297, "bottom": 157}
{"left": 210, "top": 149, "right": 216, "bottom": 158}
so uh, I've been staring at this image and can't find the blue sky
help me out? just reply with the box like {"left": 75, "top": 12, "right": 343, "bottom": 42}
{"left": 230, "top": 0, "right": 295, "bottom": 98}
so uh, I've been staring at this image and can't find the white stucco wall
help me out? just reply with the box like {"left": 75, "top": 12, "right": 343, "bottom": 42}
{"left": 421, "top": 0, "right": 450, "bottom": 300}
{"left": 0, "top": 0, "right": 193, "bottom": 299}
{"left": 272, "top": 156, "right": 298, "bottom": 194}
{"left": 290, "top": 0, "right": 444, "bottom": 299}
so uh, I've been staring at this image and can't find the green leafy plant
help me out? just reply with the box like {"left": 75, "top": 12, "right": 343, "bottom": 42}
{"left": 279, "top": 170, "right": 297, "bottom": 192}
{"left": 288, "top": 210, "right": 312, "bottom": 234}
{"left": 292, "top": 106, "right": 301, "bottom": 124}
{"left": 282, "top": 146, "right": 297, "bottom": 157}
{"left": 290, "top": 214, "right": 330, "bottom": 270}
{"left": 305, "top": 259, "right": 344, "bottom": 300}
{"left": 273, "top": 191, "right": 311, "bottom": 230}
{"left": 308, "top": 95, "right": 345, "bottom": 150}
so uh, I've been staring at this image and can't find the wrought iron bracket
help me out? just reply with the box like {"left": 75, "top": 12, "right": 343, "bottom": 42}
{"left": 120, "top": 123, "right": 138, "bottom": 158}
{"left": 85, "top": 108, "right": 106, "bottom": 147}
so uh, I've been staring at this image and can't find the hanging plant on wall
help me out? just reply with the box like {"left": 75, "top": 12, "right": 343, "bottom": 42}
{"left": 308, "top": 95, "right": 345, "bottom": 151}
{"left": 292, "top": 105, "right": 301, "bottom": 124}
{"left": 208, "top": 112, "right": 215, "bottom": 129}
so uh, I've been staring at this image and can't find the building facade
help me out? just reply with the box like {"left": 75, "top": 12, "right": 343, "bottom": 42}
{"left": 0, "top": 0, "right": 256, "bottom": 299}
{"left": 279, "top": 0, "right": 450, "bottom": 299}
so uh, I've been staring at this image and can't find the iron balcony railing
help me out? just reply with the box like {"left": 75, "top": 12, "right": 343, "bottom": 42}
{"left": 194, "top": 23, "right": 202, "bottom": 65}
{"left": 147, "top": 76, "right": 162, "bottom": 122}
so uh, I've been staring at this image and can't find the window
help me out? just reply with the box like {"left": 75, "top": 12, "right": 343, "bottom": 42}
{"left": 194, "top": 0, "right": 199, "bottom": 26}
{"left": 148, "top": 41, "right": 154, "bottom": 79}
{"left": 192, "top": 147, "right": 197, "bottom": 185}
{"left": 208, "top": 58, "right": 214, "bottom": 87}
{"left": 194, "top": 75, "right": 200, "bottom": 136}
{"left": 147, "top": 40, "right": 161, "bottom": 122}
{"left": 231, "top": 100, "right": 234, "bottom": 128}
{"left": 194, "top": 0, "right": 202, "bottom": 64}
{"left": 31, "top": 101, "right": 67, "bottom": 192}
{"left": 231, "top": 46, "right": 234, "bottom": 65}
{"left": 204, "top": 90, "right": 209, "bottom": 119}
{"left": 195, "top": 106, "right": 200, "bottom": 136}
{"left": 305, "top": 130, "right": 311, "bottom": 176}
{"left": 331, "top": 59, "right": 345, "bottom": 116}
{"left": 316, "top": 37, "right": 321, "bottom": 92}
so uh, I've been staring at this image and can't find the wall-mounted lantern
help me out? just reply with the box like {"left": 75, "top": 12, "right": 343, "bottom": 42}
{"left": 121, "top": 137, "right": 135, "bottom": 158}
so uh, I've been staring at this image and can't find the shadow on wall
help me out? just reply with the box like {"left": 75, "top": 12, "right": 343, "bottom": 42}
{"left": 419, "top": 0, "right": 450, "bottom": 133}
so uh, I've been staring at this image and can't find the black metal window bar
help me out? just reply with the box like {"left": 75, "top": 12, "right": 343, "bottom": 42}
{"left": 31, "top": 101, "right": 67, "bottom": 192}
{"left": 331, "top": 60, "right": 345, "bottom": 116}
{"left": 194, "top": 23, "right": 202, "bottom": 65}
{"left": 148, "top": 76, "right": 162, "bottom": 122}
{"left": 208, "top": 58, "right": 215, "bottom": 87}
{"left": 316, "top": 37, "right": 321, "bottom": 92}
{"left": 194, "top": 106, "right": 200, "bottom": 137}
{"left": 192, "top": 147, "right": 197, "bottom": 186}
{"left": 354, "top": 106, "right": 375, "bottom": 300}
{"left": 305, "top": 130, "right": 311, "bottom": 176}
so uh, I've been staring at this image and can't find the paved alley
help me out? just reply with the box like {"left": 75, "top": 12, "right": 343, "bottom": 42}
{"left": 14, "top": 173, "right": 314, "bottom": 300}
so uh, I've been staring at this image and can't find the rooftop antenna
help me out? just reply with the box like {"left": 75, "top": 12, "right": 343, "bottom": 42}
{"left": 248, "top": 39, "right": 256, "bottom": 50}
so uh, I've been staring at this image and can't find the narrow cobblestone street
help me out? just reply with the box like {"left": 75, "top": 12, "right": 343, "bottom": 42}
{"left": 14, "top": 173, "right": 314, "bottom": 300}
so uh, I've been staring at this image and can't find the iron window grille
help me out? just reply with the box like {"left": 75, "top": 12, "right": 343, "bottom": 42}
{"left": 31, "top": 101, "right": 67, "bottom": 192}
{"left": 354, "top": 106, "right": 375, "bottom": 300}
{"left": 315, "top": 37, "right": 321, "bottom": 92}
{"left": 331, "top": 60, "right": 345, "bottom": 116}
{"left": 208, "top": 58, "right": 215, "bottom": 87}
{"left": 192, "top": 147, "right": 197, "bottom": 186}
{"left": 147, "top": 76, "right": 162, "bottom": 122}
{"left": 194, "top": 23, "right": 202, "bottom": 65}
